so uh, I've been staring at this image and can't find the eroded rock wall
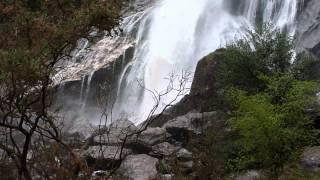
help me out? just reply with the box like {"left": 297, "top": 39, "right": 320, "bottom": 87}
{"left": 296, "top": 0, "right": 320, "bottom": 57}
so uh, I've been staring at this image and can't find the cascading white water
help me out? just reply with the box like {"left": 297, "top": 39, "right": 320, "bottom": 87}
{"left": 113, "top": 0, "right": 298, "bottom": 124}
{"left": 81, "top": 72, "right": 94, "bottom": 110}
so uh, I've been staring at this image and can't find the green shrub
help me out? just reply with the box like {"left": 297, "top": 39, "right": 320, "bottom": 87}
{"left": 217, "top": 24, "right": 294, "bottom": 93}
{"left": 216, "top": 24, "right": 320, "bottom": 176}
{"left": 226, "top": 82, "right": 317, "bottom": 174}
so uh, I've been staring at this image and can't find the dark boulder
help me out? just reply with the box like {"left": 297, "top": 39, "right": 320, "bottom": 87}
{"left": 231, "top": 170, "right": 263, "bottom": 180}
{"left": 149, "top": 50, "right": 227, "bottom": 127}
{"left": 300, "top": 146, "right": 320, "bottom": 172}
{"left": 162, "top": 111, "right": 226, "bottom": 145}
{"left": 172, "top": 50, "right": 226, "bottom": 114}
{"left": 137, "top": 127, "right": 168, "bottom": 146}
{"left": 176, "top": 148, "right": 193, "bottom": 162}
{"left": 88, "top": 118, "right": 138, "bottom": 146}
{"left": 116, "top": 154, "right": 159, "bottom": 180}
{"left": 150, "top": 142, "right": 177, "bottom": 158}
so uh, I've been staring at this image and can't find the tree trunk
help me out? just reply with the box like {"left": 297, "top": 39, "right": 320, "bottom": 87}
{"left": 21, "top": 161, "right": 32, "bottom": 180}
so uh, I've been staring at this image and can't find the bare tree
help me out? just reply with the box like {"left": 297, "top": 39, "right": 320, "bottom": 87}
{"left": 138, "top": 70, "right": 192, "bottom": 131}
{"left": 0, "top": 0, "right": 126, "bottom": 178}
{"left": 0, "top": 46, "right": 83, "bottom": 179}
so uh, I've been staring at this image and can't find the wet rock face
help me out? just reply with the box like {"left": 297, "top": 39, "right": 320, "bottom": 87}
{"left": 127, "top": 0, "right": 155, "bottom": 13}
{"left": 296, "top": 0, "right": 320, "bottom": 57}
{"left": 54, "top": 46, "right": 135, "bottom": 109}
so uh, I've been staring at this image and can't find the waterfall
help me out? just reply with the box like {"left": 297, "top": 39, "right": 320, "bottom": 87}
{"left": 110, "top": 0, "right": 298, "bottom": 124}
{"left": 82, "top": 72, "right": 95, "bottom": 110}
{"left": 79, "top": 76, "right": 86, "bottom": 104}
{"left": 56, "top": 0, "right": 298, "bottom": 126}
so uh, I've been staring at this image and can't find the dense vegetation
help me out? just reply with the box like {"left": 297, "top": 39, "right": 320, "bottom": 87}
{"left": 192, "top": 25, "right": 320, "bottom": 179}
{"left": 0, "top": 0, "right": 125, "bottom": 179}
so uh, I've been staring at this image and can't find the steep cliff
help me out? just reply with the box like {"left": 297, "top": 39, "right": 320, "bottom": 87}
{"left": 297, "top": 0, "right": 320, "bottom": 57}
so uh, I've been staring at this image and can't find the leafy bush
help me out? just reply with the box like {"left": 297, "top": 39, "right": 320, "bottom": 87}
{"left": 187, "top": 24, "right": 320, "bottom": 178}
{"left": 191, "top": 125, "right": 227, "bottom": 179}
{"left": 217, "top": 24, "right": 294, "bottom": 93}
{"left": 226, "top": 77, "right": 318, "bottom": 174}
{"left": 219, "top": 25, "right": 320, "bottom": 175}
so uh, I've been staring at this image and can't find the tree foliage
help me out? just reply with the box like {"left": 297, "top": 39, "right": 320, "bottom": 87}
{"left": 187, "top": 24, "right": 320, "bottom": 179}
{"left": 0, "top": 0, "right": 125, "bottom": 179}
{"left": 217, "top": 24, "right": 294, "bottom": 93}
{"left": 220, "top": 25, "right": 320, "bottom": 175}
{"left": 226, "top": 76, "right": 318, "bottom": 174}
